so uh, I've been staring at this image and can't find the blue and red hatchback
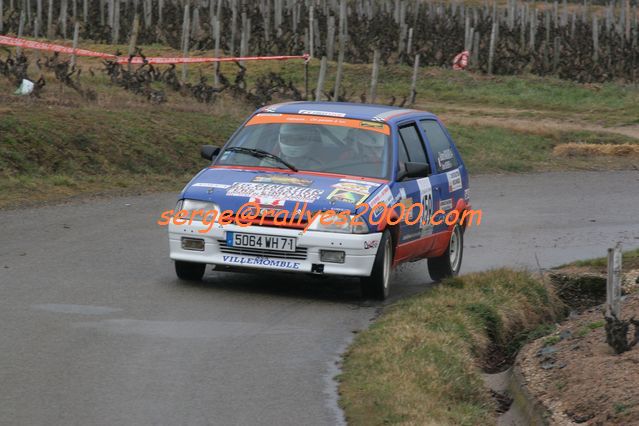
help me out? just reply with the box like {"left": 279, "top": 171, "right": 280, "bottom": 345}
{"left": 167, "top": 102, "right": 471, "bottom": 299}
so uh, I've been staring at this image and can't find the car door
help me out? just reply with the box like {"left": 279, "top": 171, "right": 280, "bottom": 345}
{"left": 417, "top": 119, "right": 463, "bottom": 234}
{"left": 393, "top": 121, "right": 439, "bottom": 262}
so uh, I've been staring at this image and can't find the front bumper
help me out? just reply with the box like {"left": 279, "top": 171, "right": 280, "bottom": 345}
{"left": 168, "top": 222, "right": 382, "bottom": 277}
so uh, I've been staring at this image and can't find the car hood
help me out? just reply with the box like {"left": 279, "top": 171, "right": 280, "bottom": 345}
{"left": 181, "top": 167, "right": 388, "bottom": 214}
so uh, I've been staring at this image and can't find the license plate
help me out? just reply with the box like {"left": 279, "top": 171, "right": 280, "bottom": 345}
{"left": 226, "top": 232, "right": 296, "bottom": 252}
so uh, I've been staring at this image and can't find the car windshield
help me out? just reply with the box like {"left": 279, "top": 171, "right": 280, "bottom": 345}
{"left": 216, "top": 113, "right": 391, "bottom": 179}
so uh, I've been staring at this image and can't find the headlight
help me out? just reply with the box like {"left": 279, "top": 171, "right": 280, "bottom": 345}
{"left": 308, "top": 213, "right": 369, "bottom": 234}
{"left": 176, "top": 199, "right": 220, "bottom": 222}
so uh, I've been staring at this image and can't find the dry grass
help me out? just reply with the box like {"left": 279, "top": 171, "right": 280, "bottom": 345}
{"left": 553, "top": 143, "right": 639, "bottom": 157}
{"left": 338, "top": 269, "right": 564, "bottom": 426}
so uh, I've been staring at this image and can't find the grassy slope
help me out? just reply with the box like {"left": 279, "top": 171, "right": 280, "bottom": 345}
{"left": 338, "top": 269, "right": 564, "bottom": 426}
{"left": 1, "top": 43, "right": 639, "bottom": 207}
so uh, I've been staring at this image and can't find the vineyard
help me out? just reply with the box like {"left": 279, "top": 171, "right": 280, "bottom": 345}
{"left": 0, "top": 0, "right": 638, "bottom": 91}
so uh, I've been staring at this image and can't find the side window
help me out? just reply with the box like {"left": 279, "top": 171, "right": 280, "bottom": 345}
{"left": 398, "top": 124, "right": 428, "bottom": 164}
{"left": 398, "top": 137, "right": 410, "bottom": 164}
{"left": 419, "top": 120, "right": 459, "bottom": 173}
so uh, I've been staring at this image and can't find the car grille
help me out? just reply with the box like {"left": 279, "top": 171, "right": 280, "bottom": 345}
{"left": 217, "top": 240, "right": 308, "bottom": 260}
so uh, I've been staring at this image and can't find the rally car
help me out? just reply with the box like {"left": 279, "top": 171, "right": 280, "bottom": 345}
{"left": 167, "top": 102, "right": 470, "bottom": 299}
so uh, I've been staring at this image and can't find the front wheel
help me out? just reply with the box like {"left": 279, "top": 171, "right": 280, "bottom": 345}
{"left": 428, "top": 225, "right": 463, "bottom": 282}
{"left": 175, "top": 261, "right": 206, "bottom": 281}
{"left": 361, "top": 230, "right": 393, "bottom": 300}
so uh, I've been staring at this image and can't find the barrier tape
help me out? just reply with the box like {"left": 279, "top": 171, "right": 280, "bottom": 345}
{"left": 0, "top": 35, "right": 309, "bottom": 64}
{"left": 0, "top": 35, "right": 115, "bottom": 58}
{"left": 116, "top": 53, "right": 310, "bottom": 65}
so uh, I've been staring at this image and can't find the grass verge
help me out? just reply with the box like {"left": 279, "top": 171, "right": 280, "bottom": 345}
{"left": 338, "top": 269, "right": 564, "bottom": 425}
{"left": 559, "top": 248, "right": 639, "bottom": 271}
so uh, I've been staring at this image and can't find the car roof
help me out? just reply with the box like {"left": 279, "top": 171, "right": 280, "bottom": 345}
{"left": 258, "top": 101, "right": 437, "bottom": 124}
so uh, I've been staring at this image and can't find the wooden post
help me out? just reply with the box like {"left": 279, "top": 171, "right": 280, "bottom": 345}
{"left": 471, "top": 30, "right": 480, "bottom": 68}
{"left": 274, "top": 0, "right": 282, "bottom": 36}
{"left": 230, "top": 0, "right": 237, "bottom": 55}
{"left": 369, "top": 48, "right": 380, "bottom": 103}
{"left": 326, "top": 15, "right": 335, "bottom": 60}
{"left": 625, "top": 0, "right": 631, "bottom": 40}
{"left": 592, "top": 15, "right": 599, "bottom": 62}
{"left": 315, "top": 55, "right": 327, "bottom": 101}
{"left": 128, "top": 12, "right": 140, "bottom": 68}
{"left": 143, "top": 0, "right": 151, "bottom": 28}
{"left": 34, "top": 17, "right": 41, "bottom": 69}
{"left": 263, "top": 0, "right": 270, "bottom": 42}
{"left": 70, "top": 20, "right": 80, "bottom": 67}
{"left": 59, "top": 0, "right": 68, "bottom": 39}
{"left": 36, "top": 0, "right": 43, "bottom": 32}
{"left": 46, "top": 0, "right": 54, "bottom": 39}
{"left": 82, "top": 0, "right": 87, "bottom": 22}
{"left": 182, "top": 1, "right": 190, "bottom": 81}
{"left": 606, "top": 243, "right": 622, "bottom": 318}
{"left": 409, "top": 53, "right": 419, "bottom": 105}
{"left": 333, "top": 0, "right": 346, "bottom": 102}
{"left": 191, "top": 6, "right": 200, "bottom": 39}
{"left": 488, "top": 21, "right": 498, "bottom": 74}
{"left": 309, "top": 2, "right": 314, "bottom": 58}
{"left": 529, "top": 8, "right": 536, "bottom": 51}
{"left": 552, "top": 36, "right": 560, "bottom": 74}
{"left": 213, "top": 0, "right": 221, "bottom": 85}
{"left": 113, "top": 0, "right": 120, "bottom": 43}
{"left": 17, "top": 9, "right": 25, "bottom": 54}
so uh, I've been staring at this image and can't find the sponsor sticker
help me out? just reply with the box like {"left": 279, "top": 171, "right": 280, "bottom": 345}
{"left": 439, "top": 198, "right": 453, "bottom": 211}
{"left": 249, "top": 197, "right": 285, "bottom": 207}
{"left": 192, "top": 182, "right": 231, "bottom": 189}
{"left": 446, "top": 169, "right": 463, "bottom": 192}
{"left": 464, "top": 188, "right": 470, "bottom": 201}
{"left": 364, "top": 240, "right": 379, "bottom": 249}
{"left": 298, "top": 109, "right": 346, "bottom": 117}
{"left": 327, "top": 188, "right": 369, "bottom": 205}
{"left": 222, "top": 255, "right": 300, "bottom": 270}
{"left": 437, "top": 149, "right": 454, "bottom": 170}
{"left": 226, "top": 182, "right": 324, "bottom": 203}
{"left": 331, "top": 180, "right": 377, "bottom": 195}
{"left": 367, "top": 185, "right": 393, "bottom": 209}
{"left": 416, "top": 178, "right": 434, "bottom": 234}
{"left": 252, "top": 174, "right": 312, "bottom": 186}
{"left": 360, "top": 121, "right": 384, "bottom": 129}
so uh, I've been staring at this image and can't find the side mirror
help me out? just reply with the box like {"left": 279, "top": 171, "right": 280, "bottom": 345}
{"left": 398, "top": 162, "right": 431, "bottom": 180}
{"left": 201, "top": 145, "right": 220, "bottom": 161}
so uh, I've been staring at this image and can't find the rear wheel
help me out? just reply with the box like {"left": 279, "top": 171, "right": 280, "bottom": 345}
{"left": 361, "top": 230, "right": 393, "bottom": 300}
{"left": 175, "top": 261, "right": 206, "bottom": 281}
{"left": 428, "top": 225, "right": 463, "bottom": 282}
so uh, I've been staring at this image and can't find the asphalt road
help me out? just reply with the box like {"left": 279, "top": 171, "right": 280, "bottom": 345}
{"left": 1, "top": 170, "right": 638, "bottom": 426}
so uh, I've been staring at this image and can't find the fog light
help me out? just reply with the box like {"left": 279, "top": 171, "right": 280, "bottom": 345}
{"left": 181, "top": 237, "right": 205, "bottom": 251}
{"left": 320, "top": 250, "right": 345, "bottom": 263}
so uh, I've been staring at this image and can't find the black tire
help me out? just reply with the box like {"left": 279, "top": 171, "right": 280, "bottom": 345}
{"left": 428, "top": 225, "right": 463, "bottom": 282}
{"left": 361, "top": 230, "right": 393, "bottom": 300}
{"left": 175, "top": 261, "right": 206, "bottom": 281}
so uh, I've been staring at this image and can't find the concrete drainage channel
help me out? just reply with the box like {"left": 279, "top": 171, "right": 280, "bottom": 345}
{"left": 483, "top": 270, "right": 614, "bottom": 426}
{"left": 484, "top": 366, "right": 550, "bottom": 426}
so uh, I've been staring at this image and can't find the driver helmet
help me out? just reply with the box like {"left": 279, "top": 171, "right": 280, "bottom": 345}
{"left": 278, "top": 124, "right": 315, "bottom": 158}
{"left": 357, "top": 131, "right": 385, "bottom": 160}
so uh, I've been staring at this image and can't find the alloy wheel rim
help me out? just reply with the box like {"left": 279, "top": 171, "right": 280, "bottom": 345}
{"left": 449, "top": 227, "right": 460, "bottom": 272}
{"left": 382, "top": 238, "right": 391, "bottom": 289}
